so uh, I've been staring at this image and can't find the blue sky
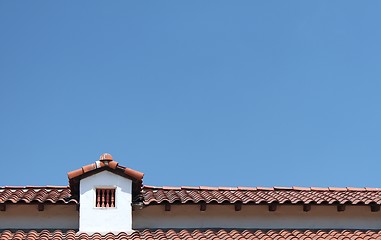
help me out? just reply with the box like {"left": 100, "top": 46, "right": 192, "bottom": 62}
{"left": 1, "top": 1, "right": 381, "bottom": 188}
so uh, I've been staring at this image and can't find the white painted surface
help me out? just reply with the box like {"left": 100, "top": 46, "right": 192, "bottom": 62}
{"left": 79, "top": 171, "right": 132, "bottom": 233}
{"left": 0, "top": 204, "right": 78, "bottom": 229}
{"left": 2, "top": 200, "right": 380, "bottom": 230}
{"left": 133, "top": 204, "right": 381, "bottom": 230}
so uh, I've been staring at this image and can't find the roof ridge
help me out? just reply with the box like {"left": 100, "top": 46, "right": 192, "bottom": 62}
{"left": 67, "top": 154, "right": 144, "bottom": 181}
{"left": 1, "top": 185, "right": 380, "bottom": 192}
{"left": 142, "top": 185, "right": 381, "bottom": 192}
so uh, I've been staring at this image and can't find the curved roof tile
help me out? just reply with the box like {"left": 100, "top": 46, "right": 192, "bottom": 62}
{"left": 67, "top": 154, "right": 144, "bottom": 198}
{"left": 0, "top": 186, "right": 76, "bottom": 204}
{"left": 142, "top": 186, "right": 381, "bottom": 206}
{"left": 2, "top": 185, "right": 381, "bottom": 206}
{"left": 1, "top": 229, "right": 381, "bottom": 240}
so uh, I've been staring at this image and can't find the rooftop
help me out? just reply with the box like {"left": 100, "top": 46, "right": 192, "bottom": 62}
{"left": 2, "top": 185, "right": 381, "bottom": 207}
{"left": 1, "top": 229, "right": 381, "bottom": 240}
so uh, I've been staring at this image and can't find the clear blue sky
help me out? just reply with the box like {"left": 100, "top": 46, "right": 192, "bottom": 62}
{"left": 1, "top": 1, "right": 381, "bottom": 188}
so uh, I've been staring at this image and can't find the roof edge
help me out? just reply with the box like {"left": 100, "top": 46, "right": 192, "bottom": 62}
{"left": 142, "top": 185, "right": 381, "bottom": 192}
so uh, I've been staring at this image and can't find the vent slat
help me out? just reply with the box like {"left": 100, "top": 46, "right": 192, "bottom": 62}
{"left": 96, "top": 188, "right": 115, "bottom": 208}
{"left": 111, "top": 190, "right": 115, "bottom": 207}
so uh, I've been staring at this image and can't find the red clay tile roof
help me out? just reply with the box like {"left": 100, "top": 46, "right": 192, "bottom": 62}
{"left": 3, "top": 185, "right": 381, "bottom": 206}
{"left": 0, "top": 186, "right": 77, "bottom": 204}
{"left": 68, "top": 153, "right": 144, "bottom": 198}
{"left": 1, "top": 229, "right": 381, "bottom": 239}
{"left": 67, "top": 153, "right": 144, "bottom": 181}
{"left": 143, "top": 186, "right": 381, "bottom": 205}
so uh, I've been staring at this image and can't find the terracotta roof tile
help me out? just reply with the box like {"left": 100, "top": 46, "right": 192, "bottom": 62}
{"left": 199, "top": 186, "right": 219, "bottom": 190}
{"left": 256, "top": 187, "right": 274, "bottom": 191}
{"left": 347, "top": 187, "right": 366, "bottom": 191}
{"left": 67, "top": 154, "right": 143, "bottom": 182}
{"left": 67, "top": 154, "right": 144, "bottom": 198}
{"left": 162, "top": 186, "right": 182, "bottom": 190}
{"left": 238, "top": 187, "right": 257, "bottom": 191}
{"left": 4, "top": 185, "right": 381, "bottom": 206}
{"left": 1, "top": 229, "right": 381, "bottom": 239}
{"left": 0, "top": 186, "right": 76, "bottom": 204}
{"left": 292, "top": 186, "right": 310, "bottom": 191}
{"left": 218, "top": 187, "right": 238, "bottom": 191}
{"left": 273, "top": 186, "right": 292, "bottom": 190}
{"left": 181, "top": 186, "right": 200, "bottom": 190}
{"left": 310, "top": 187, "right": 329, "bottom": 191}
{"left": 123, "top": 167, "right": 144, "bottom": 181}
{"left": 142, "top": 186, "right": 381, "bottom": 206}
{"left": 328, "top": 187, "right": 347, "bottom": 191}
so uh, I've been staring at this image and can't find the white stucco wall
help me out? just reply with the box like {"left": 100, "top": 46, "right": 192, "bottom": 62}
{"left": 133, "top": 204, "right": 381, "bottom": 230}
{"left": 79, "top": 171, "right": 132, "bottom": 233}
{"left": 2, "top": 196, "right": 381, "bottom": 230}
{"left": 0, "top": 204, "right": 78, "bottom": 229}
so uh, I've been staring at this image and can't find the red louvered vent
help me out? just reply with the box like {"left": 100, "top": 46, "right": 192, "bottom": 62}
{"left": 96, "top": 188, "right": 116, "bottom": 208}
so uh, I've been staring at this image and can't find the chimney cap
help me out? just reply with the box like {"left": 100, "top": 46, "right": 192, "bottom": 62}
{"left": 99, "top": 153, "right": 113, "bottom": 162}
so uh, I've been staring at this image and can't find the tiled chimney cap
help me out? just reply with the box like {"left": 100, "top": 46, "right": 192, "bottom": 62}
{"left": 99, "top": 153, "right": 113, "bottom": 162}
{"left": 68, "top": 153, "right": 144, "bottom": 197}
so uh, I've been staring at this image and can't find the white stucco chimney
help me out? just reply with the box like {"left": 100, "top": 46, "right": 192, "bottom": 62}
{"left": 79, "top": 170, "right": 133, "bottom": 234}
{"left": 67, "top": 153, "right": 144, "bottom": 234}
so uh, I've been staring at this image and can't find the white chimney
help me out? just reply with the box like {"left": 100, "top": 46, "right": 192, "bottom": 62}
{"left": 67, "top": 153, "right": 144, "bottom": 234}
{"left": 79, "top": 170, "right": 133, "bottom": 234}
